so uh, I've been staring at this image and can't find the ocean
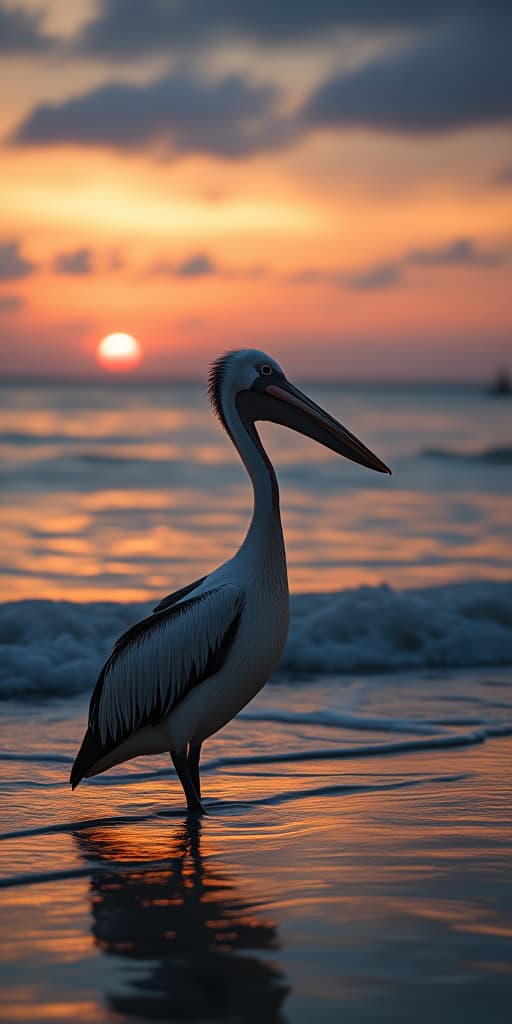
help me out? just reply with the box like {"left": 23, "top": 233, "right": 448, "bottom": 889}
{"left": 0, "top": 378, "right": 511, "bottom": 1022}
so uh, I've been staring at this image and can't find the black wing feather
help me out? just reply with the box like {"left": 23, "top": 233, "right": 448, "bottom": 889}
{"left": 152, "top": 576, "right": 206, "bottom": 614}
{"left": 70, "top": 587, "right": 243, "bottom": 789}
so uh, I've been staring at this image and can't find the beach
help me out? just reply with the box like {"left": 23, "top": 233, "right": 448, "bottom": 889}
{"left": 0, "top": 379, "right": 511, "bottom": 1022}
{"left": 1, "top": 670, "right": 512, "bottom": 1023}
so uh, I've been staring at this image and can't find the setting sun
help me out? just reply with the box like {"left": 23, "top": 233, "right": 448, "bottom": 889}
{"left": 96, "top": 333, "right": 142, "bottom": 371}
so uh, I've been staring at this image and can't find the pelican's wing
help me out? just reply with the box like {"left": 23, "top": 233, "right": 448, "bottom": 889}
{"left": 152, "top": 575, "right": 207, "bottom": 613}
{"left": 70, "top": 583, "right": 244, "bottom": 788}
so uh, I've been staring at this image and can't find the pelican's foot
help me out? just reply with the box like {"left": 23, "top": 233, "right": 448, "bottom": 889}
{"left": 171, "top": 748, "right": 206, "bottom": 816}
{"left": 187, "top": 801, "right": 208, "bottom": 817}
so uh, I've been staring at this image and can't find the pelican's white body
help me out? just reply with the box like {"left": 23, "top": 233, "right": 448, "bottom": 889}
{"left": 89, "top": 537, "right": 289, "bottom": 775}
{"left": 170, "top": 535, "right": 289, "bottom": 748}
{"left": 86, "top": 351, "right": 290, "bottom": 777}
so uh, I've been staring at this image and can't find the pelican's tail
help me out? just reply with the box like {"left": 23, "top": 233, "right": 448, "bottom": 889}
{"left": 70, "top": 727, "right": 106, "bottom": 789}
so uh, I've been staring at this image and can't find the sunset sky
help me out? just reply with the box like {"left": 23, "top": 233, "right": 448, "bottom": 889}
{"left": 0, "top": 0, "right": 510, "bottom": 379}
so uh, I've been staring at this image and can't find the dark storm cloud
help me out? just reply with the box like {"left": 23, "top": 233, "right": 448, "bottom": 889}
{"left": 11, "top": 70, "right": 290, "bottom": 158}
{"left": 0, "top": 2, "right": 53, "bottom": 54}
{"left": 407, "top": 238, "right": 502, "bottom": 267}
{"left": 303, "top": 17, "right": 512, "bottom": 133}
{"left": 75, "top": 0, "right": 507, "bottom": 57}
{"left": 0, "top": 240, "right": 35, "bottom": 279}
{"left": 0, "top": 294, "right": 23, "bottom": 312}
{"left": 53, "top": 248, "right": 93, "bottom": 274}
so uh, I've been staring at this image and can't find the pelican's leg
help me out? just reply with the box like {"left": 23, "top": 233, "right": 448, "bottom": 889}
{"left": 170, "top": 748, "right": 206, "bottom": 815}
{"left": 188, "top": 743, "right": 202, "bottom": 799}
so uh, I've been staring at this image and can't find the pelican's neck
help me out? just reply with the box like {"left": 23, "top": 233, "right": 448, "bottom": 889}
{"left": 224, "top": 394, "right": 283, "bottom": 556}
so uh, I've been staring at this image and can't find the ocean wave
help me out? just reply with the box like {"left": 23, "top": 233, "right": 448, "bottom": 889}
{"left": 0, "top": 581, "right": 511, "bottom": 699}
{"left": 420, "top": 446, "right": 512, "bottom": 464}
{"left": 285, "top": 582, "right": 512, "bottom": 675}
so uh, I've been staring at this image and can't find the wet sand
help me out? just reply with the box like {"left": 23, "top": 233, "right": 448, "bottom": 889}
{"left": 1, "top": 673, "right": 511, "bottom": 1024}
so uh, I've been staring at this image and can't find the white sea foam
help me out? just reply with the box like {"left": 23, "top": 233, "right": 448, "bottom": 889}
{"left": 0, "top": 581, "right": 511, "bottom": 699}
{"left": 285, "top": 581, "right": 512, "bottom": 675}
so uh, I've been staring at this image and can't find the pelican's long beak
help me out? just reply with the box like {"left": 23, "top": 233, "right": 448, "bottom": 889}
{"left": 257, "top": 379, "right": 391, "bottom": 474}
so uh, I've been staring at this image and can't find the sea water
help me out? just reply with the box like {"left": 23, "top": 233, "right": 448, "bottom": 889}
{"left": 0, "top": 379, "right": 511, "bottom": 1022}
{"left": 0, "top": 379, "right": 511, "bottom": 603}
{"left": 1, "top": 378, "right": 511, "bottom": 696}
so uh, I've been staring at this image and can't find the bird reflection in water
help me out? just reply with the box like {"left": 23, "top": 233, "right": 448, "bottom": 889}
{"left": 74, "top": 818, "right": 289, "bottom": 1022}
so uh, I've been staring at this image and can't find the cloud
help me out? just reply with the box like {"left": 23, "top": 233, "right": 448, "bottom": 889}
{"left": 9, "top": 14, "right": 511, "bottom": 164}
{"left": 149, "top": 254, "right": 215, "bottom": 277}
{"left": 0, "top": 240, "right": 35, "bottom": 280}
{"left": 150, "top": 251, "right": 215, "bottom": 276}
{"left": 290, "top": 261, "right": 402, "bottom": 290}
{"left": 176, "top": 253, "right": 214, "bottom": 278}
{"left": 150, "top": 238, "right": 502, "bottom": 293}
{"left": 75, "top": 1, "right": 508, "bottom": 57}
{"left": 53, "top": 248, "right": 93, "bottom": 275}
{"left": 343, "top": 261, "right": 402, "bottom": 290}
{"left": 407, "top": 238, "right": 502, "bottom": 267}
{"left": 149, "top": 253, "right": 267, "bottom": 280}
{"left": 0, "top": 294, "right": 23, "bottom": 312}
{"left": 291, "top": 236, "right": 503, "bottom": 291}
{"left": 10, "top": 70, "right": 291, "bottom": 159}
{"left": 303, "top": 17, "right": 512, "bottom": 133}
{"left": 288, "top": 262, "right": 399, "bottom": 290}
{"left": 0, "top": 3, "right": 53, "bottom": 54}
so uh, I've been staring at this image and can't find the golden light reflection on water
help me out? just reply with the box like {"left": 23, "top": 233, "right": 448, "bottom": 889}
{"left": 1, "top": 386, "right": 511, "bottom": 601}
{"left": 1, "top": 999, "right": 100, "bottom": 1021}
{"left": 1, "top": 483, "right": 510, "bottom": 600}
{"left": 0, "top": 406, "right": 191, "bottom": 440}
{"left": 1, "top": 733, "right": 512, "bottom": 1022}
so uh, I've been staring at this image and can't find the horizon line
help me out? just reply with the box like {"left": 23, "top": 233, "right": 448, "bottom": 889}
{"left": 0, "top": 373, "right": 505, "bottom": 388}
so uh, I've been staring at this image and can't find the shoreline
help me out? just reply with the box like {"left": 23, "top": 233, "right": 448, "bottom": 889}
{"left": 1, "top": 729, "right": 511, "bottom": 1022}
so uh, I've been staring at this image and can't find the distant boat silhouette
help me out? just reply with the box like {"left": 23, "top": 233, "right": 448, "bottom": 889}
{"left": 489, "top": 370, "right": 511, "bottom": 396}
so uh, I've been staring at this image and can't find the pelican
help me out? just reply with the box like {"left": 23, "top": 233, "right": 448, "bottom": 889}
{"left": 71, "top": 350, "right": 390, "bottom": 812}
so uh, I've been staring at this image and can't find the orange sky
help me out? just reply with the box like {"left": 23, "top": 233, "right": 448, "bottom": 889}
{"left": 0, "top": 1, "right": 511, "bottom": 379}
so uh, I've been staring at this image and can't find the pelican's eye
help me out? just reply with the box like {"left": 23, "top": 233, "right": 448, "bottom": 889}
{"left": 260, "top": 364, "right": 273, "bottom": 376}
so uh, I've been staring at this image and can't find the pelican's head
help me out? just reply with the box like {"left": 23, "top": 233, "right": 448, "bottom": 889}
{"left": 208, "top": 348, "right": 391, "bottom": 474}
